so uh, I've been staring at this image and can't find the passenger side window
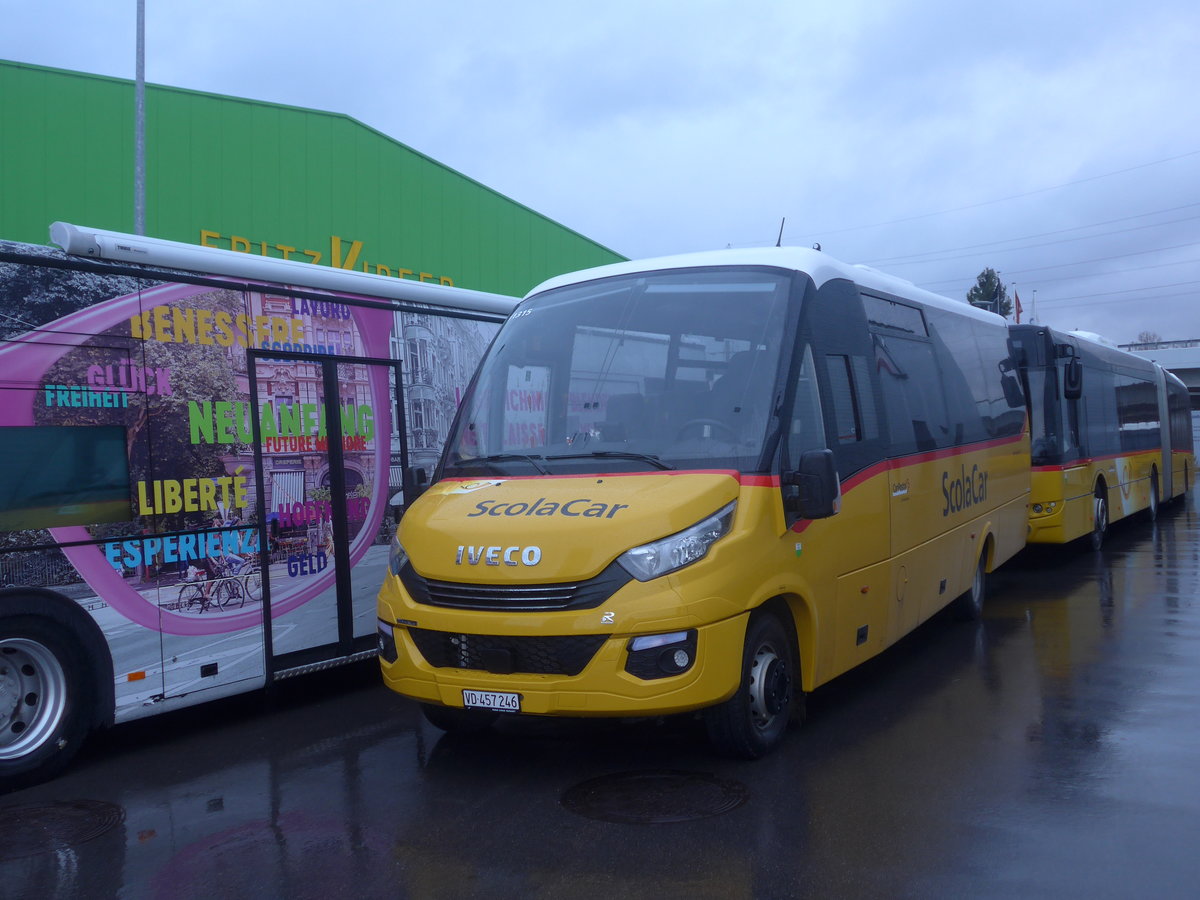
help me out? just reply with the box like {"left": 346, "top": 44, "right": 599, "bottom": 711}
{"left": 874, "top": 333, "right": 951, "bottom": 453}
{"left": 826, "top": 354, "right": 878, "bottom": 444}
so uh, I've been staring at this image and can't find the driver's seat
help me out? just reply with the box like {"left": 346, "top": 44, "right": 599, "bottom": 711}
{"left": 708, "top": 350, "right": 770, "bottom": 429}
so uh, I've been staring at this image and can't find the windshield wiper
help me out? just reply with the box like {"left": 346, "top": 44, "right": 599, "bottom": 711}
{"left": 470, "top": 453, "right": 551, "bottom": 474}
{"left": 546, "top": 451, "right": 675, "bottom": 470}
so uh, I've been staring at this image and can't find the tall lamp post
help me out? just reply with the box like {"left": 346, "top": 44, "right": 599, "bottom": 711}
{"left": 134, "top": 0, "right": 146, "bottom": 235}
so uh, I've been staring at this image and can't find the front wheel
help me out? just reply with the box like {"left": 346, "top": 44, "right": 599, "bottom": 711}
{"left": 0, "top": 616, "right": 91, "bottom": 792}
{"left": 705, "top": 611, "right": 799, "bottom": 759}
{"left": 1147, "top": 471, "right": 1159, "bottom": 521}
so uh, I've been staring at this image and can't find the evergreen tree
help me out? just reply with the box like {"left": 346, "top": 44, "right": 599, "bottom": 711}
{"left": 966, "top": 268, "right": 1012, "bottom": 317}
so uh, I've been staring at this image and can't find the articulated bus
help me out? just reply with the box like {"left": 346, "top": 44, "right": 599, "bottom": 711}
{"left": 1009, "top": 324, "right": 1194, "bottom": 550}
{"left": 377, "top": 248, "right": 1032, "bottom": 758}
{"left": 0, "top": 224, "right": 515, "bottom": 790}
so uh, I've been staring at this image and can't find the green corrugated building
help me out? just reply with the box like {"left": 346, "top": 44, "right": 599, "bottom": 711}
{"left": 0, "top": 58, "right": 623, "bottom": 296}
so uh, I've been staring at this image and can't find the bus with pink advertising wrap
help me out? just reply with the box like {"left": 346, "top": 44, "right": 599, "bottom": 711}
{"left": 0, "top": 224, "right": 515, "bottom": 790}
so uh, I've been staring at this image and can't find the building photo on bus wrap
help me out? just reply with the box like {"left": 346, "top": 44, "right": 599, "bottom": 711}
{"left": 4, "top": 2, "right": 1200, "bottom": 897}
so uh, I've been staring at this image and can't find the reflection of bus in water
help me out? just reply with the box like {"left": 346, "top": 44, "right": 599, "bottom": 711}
{"left": 378, "top": 247, "right": 1032, "bottom": 758}
{"left": 1010, "top": 325, "right": 1194, "bottom": 550}
{"left": 0, "top": 224, "right": 514, "bottom": 790}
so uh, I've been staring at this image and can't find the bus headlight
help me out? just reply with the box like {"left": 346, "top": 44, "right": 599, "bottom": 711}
{"left": 388, "top": 534, "right": 409, "bottom": 576}
{"left": 617, "top": 502, "right": 736, "bottom": 582}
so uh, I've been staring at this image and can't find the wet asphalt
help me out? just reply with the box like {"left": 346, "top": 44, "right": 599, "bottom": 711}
{"left": 3, "top": 496, "right": 1199, "bottom": 899}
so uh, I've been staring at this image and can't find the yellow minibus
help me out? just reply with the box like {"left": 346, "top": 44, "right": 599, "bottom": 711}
{"left": 378, "top": 248, "right": 1031, "bottom": 757}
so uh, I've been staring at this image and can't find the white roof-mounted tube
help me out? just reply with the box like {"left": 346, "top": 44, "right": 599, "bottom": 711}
{"left": 49, "top": 221, "right": 518, "bottom": 317}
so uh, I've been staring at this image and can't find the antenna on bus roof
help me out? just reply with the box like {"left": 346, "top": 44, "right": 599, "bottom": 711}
{"left": 776, "top": 217, "right": 786, "bottom": 247}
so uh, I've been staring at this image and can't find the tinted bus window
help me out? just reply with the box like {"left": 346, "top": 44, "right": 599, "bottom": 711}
{"left": 0, "top": 425, "right": 130, "bottom": 529}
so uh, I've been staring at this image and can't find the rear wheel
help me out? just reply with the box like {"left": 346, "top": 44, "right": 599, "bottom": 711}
{"left": 0, "top": 616, "right": 91, "bottom": 792}
{"left": 420, "top": 703, "right": 499, "bottom": 734}
{"left": 1090, "top": 485, "right": 1109, "bottom": 551}
{"left": 952, "top": 553, "right": 987, "bottom": 620}
{"left": 1147, "top": 470, "right": 1160, "bottom": 521}
{"left": 705, "top": 611, "right": 798, "bottom": 759}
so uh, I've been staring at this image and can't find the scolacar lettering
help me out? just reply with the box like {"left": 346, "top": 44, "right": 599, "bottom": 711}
{"left": 942, "top": 463, "right": 988, "bottom": 516}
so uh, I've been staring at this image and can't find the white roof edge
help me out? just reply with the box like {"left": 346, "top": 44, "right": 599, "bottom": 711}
{"left": 1066, "top": 329, "right": 1119, "bottom": 349}
{"left": 522, "top": 245, "right": 996, "bottom": 323}
{"left": 49, "top": 222, "right": 518, "bottom": 317}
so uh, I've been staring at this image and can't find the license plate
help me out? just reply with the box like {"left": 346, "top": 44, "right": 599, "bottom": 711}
{"left": 462, "top": 689, "right": 521, "bottom": 712}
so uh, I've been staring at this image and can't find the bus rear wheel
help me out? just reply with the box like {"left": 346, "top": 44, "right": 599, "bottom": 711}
{"left": 705, "top": 610, "right": 798, "bottom": 759}
{"left": 1147, "top": 470, "right": 1159, "bottom": 521}
{"left": 0, "top": 616, "right": 90, "bottom": 792}
{"left": 1091, "top": 486, "right": 1109, "bottom": 551}
{"left": 952, "top": 553, "right": 987, "bottom": 621}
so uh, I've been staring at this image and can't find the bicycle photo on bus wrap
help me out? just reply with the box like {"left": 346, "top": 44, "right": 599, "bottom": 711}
{"left": 175, "top": 517, "right": 263, "bottom": 614}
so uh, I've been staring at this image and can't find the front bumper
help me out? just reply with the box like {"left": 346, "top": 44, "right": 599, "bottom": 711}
{"left": 377, "top": 607, "right": 747, "bottom": 717}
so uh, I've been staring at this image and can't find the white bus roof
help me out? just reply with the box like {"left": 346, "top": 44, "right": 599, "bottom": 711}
{"left": 50, "top": 222, "right": 519, "bottom": 317}
{"left": 524, "top": 246, "right": 1002, "bottom": 325}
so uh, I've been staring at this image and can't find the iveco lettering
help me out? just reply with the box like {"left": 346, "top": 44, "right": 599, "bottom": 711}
{"left": 377, "top": 246, "right": 1036, "bottom": 758}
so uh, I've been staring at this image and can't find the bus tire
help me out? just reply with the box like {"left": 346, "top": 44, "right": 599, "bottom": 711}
{"left": 1147, "top": 469, "right": 1159, "bottom": 521}
{"left": 952, "top": 553, "right": 987, "bottom": 621}
{"left": 0, "top": 615, "right": 92, "bottom": 792}
{"left": 1090, "top": 484, "right": 1108, "bottom": 552}
{"left": 420, "top": 703, "right": 498, "bottom": 734}
{"left": 705, "top": 610, "right": 797, "bottom": 759}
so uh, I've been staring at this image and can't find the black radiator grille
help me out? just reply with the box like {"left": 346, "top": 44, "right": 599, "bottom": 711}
{"left": 401, "top": 560, "right": 631, "bottom": 612}
{"left": 407, "top": 629, "right": 607, "bottom": 676}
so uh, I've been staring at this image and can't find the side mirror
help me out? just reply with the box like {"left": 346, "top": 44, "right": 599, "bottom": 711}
{"left": 1001, "top": 373, "right": 1025, "bottom": 408}
{"left": 1063, "top": 358, "right": 1082, "bottom": 400}
{"left": 784, "top": 449, "right": 840, "bottom": 519}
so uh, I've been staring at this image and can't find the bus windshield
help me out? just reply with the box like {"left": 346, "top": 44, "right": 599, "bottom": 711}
{"left": 1027, "top": 367, "right": 1064, "bottom": 465}
{"left": 443, "top": 268, "right": 796, "bottom": 476}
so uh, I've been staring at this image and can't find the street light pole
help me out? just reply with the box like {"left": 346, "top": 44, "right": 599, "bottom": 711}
{"left": 134, "top": 0, "right": 146, "bottom": 236}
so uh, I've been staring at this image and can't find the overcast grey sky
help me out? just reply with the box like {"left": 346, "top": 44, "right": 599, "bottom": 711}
{"left": 3, "top": 1, "right": 1199, "bottom": 343}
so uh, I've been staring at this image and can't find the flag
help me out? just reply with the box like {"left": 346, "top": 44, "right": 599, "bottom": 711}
{"left": 1014, "top": 291, "right": 1023, "bottom": 324}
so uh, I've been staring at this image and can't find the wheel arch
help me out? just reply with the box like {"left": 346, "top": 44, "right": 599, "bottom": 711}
{"left": 754, "top": 593, "right": 813, "bottom": 692}
{"left": 0, "top": 587, "right": 116, "bottom": 730}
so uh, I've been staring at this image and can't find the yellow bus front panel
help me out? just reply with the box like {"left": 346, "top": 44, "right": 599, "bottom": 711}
{"left": 379, "top": 436, "right": 1029, "bottom": 718}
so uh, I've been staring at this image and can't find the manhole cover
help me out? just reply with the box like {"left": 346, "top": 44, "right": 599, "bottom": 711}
{"left": 561, "top": 769, "right": 748, "bottom": 824}
{"left": 0, "top": 799, "right": 125, "bottom": 860}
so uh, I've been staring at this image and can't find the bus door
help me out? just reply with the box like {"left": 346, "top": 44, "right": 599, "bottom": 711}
{"left": 249, "top": 352, "right": 403, "bottom": 676}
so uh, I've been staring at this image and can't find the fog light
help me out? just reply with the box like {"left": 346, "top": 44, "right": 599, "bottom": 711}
{"left": 377, "top": 619, "right": 398, "bottom": 664}
{"left": 625, "top": 630, "right": 697, "bottom": 680}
